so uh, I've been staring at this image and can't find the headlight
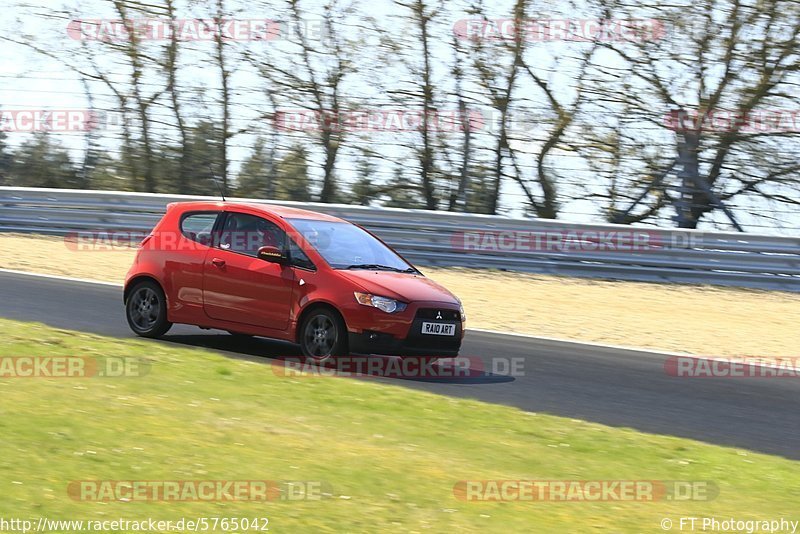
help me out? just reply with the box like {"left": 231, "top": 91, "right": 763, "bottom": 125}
{"left": 459, "top": 303, "right": 466, "bottom": 321}
{"left": 354, "top": 292, "right": 407, "bottom": 314}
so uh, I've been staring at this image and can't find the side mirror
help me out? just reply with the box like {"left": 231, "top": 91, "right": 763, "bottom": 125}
{"left": 258, "top": 245, "right": 287, "bottom": 264}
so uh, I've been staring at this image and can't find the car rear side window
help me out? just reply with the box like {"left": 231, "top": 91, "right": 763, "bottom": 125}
{"left": 180, "top": 212, "right": 219, "bottom": 246}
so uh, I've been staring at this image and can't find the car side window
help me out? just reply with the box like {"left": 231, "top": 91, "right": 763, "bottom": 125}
{"left": 180, "top": 212, "right": 219, "bottom": 246}
{"left": 288, "top": 238, "right": 315, "bottom": 270}
{"left": 218, "top": 212, "right": 286, "bottom": 257}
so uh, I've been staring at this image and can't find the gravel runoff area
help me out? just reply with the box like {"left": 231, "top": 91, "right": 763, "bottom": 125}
{"left": 1, "top": 232, "right": 797, "bottom": 358}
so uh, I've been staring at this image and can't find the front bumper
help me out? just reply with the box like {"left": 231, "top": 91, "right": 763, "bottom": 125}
{"left": 348, "top": 309, "right": 464, "bottom": 357}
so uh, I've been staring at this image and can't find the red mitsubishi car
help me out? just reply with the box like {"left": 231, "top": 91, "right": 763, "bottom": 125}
{"left": 124, "top": 202, "right": 465, "bottom": 362}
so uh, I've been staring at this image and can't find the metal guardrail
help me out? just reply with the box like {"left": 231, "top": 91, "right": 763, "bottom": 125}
{"left": 1, "top": 186, "right": 799, "bottom": 291}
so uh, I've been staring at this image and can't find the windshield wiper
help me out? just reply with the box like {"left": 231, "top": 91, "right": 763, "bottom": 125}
{"left": 342, "top": 264, "right": 416, "bottom": 273}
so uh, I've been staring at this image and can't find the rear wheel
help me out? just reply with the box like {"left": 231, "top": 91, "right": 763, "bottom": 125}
{"left": 125, "top": 280, "right": 172, "bottom": 338}
{"left": 300, "top": 309, "right": 348, "bottom": 364}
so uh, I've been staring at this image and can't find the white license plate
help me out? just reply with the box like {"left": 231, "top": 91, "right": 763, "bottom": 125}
{"left": 421, "top": 322, "right": 456, "bottom": 336}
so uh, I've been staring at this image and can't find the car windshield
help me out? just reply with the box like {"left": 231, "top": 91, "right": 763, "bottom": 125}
{"left": 287, "top": 218, "right": 415, "bottom": 272}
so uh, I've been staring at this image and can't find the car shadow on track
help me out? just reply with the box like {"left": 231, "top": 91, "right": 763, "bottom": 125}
{"left": 160, "top": 333, "right": 514, "bottom": 385}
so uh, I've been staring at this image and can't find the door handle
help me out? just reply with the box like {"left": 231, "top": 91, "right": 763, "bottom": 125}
{"left": 211, "top": 258, "right": 226, "bottom": 268}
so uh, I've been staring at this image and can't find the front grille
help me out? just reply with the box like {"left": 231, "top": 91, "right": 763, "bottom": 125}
{"left": 416, "top": 308, "right": 461, "bottom": 321}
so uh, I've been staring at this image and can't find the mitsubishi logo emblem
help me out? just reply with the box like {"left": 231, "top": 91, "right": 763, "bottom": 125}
{"left": 436, "top": 311, "right": 443, "bottom": 320}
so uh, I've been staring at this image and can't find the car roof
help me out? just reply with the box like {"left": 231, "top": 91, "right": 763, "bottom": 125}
{"left": 168, "top": 201, "right": 347, "bottom": 223}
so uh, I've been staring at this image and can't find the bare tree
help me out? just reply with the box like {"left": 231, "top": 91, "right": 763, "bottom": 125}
{"left": 162, "top": 0, "right": 191, "bottom": 194}
{"left": 249, "top": 0, "right": 358, "bottom": 203}
{"left": 210, "top": 0, "right": 234, "bottom": 193}
{"left": 583, "top": 0, "right": 800, "bottom": 229}
{"left": 390, "top": 0, "right": 443, "bottom": 210}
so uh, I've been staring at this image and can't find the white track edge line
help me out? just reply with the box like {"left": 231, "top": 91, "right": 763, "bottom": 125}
{"left": 0, "top": 268, "right": 123, "bottom": 287}
{"left": 470, "top": 328, "right": 695, "bottom": 357}
{"left": 471, "top": 328, "right": 800, "bottom": 372}
{"left": 2, "top": 268, "right": 795, "bottom": 371}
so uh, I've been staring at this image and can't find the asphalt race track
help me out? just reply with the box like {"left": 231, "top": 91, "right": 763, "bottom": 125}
{"left": 1, "top": 270, "right": 798, "bottom": 460}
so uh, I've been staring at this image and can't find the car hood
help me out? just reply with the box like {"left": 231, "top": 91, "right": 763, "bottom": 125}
{"left": 337, "top": 270, "right": 459, "bottom": 305}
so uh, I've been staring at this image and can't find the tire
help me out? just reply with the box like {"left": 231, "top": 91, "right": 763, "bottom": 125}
{"left": 299, "top": 308, "right": 348, "bottom": 364}
{"left": 125, "top": 280, "right": 172, "bottom": 338}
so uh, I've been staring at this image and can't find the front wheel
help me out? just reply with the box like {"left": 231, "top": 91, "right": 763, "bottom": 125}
{"left": 299, "top": 309, "right": 348, "bottom": 364}
{"left": 125, "top": 280, "right": 172, "bottom": 338}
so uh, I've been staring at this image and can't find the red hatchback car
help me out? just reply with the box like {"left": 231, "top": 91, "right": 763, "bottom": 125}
{"left": 124, "top": 201, "right": 465, "bottom": 362}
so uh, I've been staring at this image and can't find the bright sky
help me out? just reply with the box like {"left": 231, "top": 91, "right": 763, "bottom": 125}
{"left": 1, "top": 0, "right": 798, "bottom": 235}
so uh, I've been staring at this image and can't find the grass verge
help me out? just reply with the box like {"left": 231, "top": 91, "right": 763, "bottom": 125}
{"left": 0, "top": 318, "right": 798, "bottom": 532}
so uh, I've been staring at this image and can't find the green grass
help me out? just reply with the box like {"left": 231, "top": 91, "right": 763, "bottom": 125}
{"left": 0, "top": 318, "right": 798, "bottom": 533}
